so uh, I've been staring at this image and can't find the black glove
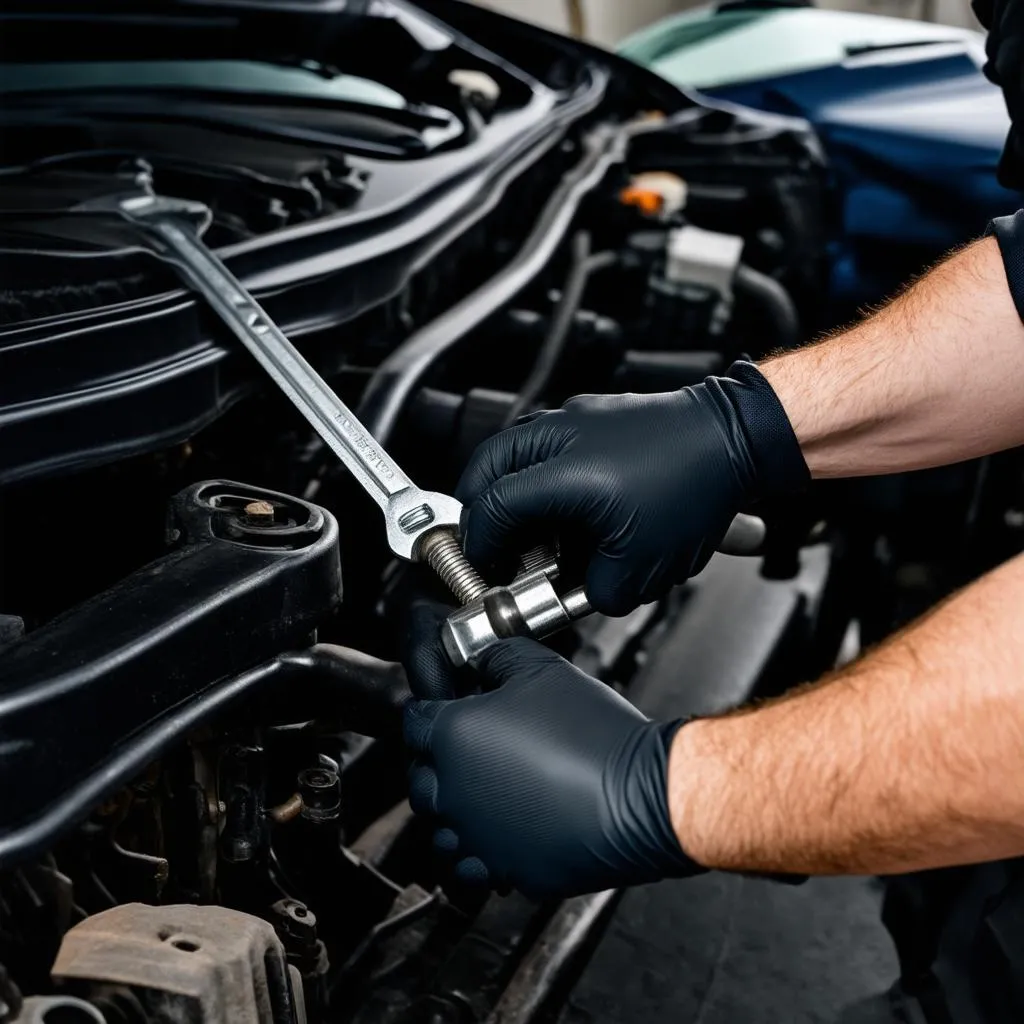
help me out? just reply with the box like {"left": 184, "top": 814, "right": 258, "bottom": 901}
{"left": 456, "top": 361, "right": 807, "bottom": 616}
{"left": 402, "top": 602, "right": 702, "bottom": 900}
{"left": 974, "top": 0, "right": 1024, "bottom": 189}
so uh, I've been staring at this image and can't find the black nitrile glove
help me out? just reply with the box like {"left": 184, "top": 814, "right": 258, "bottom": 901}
{"left": 974, "top": 0, "right": 1024, "bottom": 188}
{"left": 456, "top": 361, "right": 807, "bottom": 616}
{"left": 402, "top": 602, "right": 701, "bottom": 900}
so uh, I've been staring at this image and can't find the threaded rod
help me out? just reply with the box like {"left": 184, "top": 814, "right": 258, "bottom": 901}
{"left": 419, "top": 528, "right": 488, "bottom": 605}
{"left": 519, "top": 544, "right": 555, "bottom": 575}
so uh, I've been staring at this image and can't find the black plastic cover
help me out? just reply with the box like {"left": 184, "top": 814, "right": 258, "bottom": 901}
{"left": 0, "top": 479, "right": 341, "bottom": 865}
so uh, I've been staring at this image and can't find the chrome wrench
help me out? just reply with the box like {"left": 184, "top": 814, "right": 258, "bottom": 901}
{"left": 77, "top": 183, "right": 764, "bottom": 632}
{"left": 79, "top": 188, "right": 486, "bottom": 603}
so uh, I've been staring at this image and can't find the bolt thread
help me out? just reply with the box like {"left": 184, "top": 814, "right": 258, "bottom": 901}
{"left": 421, "top": 530, "right": 488, "bottom": 605}
{"left": 519, "top": 545, "right": 555, "bottom": 575}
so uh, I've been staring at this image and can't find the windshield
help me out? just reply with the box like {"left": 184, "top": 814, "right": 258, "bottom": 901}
{"left": 619, "top": 7, "right": 978, "bottom": 90}
{"left": 0, "top": 59, "right": 406, "bottom": 109}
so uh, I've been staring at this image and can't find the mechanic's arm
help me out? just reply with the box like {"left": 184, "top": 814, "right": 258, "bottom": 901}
{"left": 457, "top": 227, "right": 1024, "bottom": 617}
{"left": 671, "top": 547, "right": 1024, "bottom": 876}
{"left": 760, "top": 233, "right": 1024, "bottom": 477}
{"left": 402, "top": 550, "right": 1024, "bottom": 898}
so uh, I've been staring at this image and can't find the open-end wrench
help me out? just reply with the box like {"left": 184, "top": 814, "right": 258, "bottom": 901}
{"left": 77, "top": 187, "right": 487, "bottom": 605}
{"left": 76, "top": 181, "right": 765, "bottom": 644}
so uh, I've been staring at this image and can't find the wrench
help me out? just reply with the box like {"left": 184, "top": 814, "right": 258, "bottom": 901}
{"left": 77, "top": 187, "right": 485, "bottom": 603}
{"left": 76, "top": 182, "right": 764, "bottom": 630}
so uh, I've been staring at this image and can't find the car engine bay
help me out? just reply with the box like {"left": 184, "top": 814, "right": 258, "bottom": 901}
{"left": 1, "top": 2, "right": 1022, "bottom": 1022}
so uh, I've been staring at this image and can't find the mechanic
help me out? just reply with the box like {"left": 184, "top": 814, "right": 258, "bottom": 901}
{"left": 402, "top": 0, "right": 1024, "bottom": 903}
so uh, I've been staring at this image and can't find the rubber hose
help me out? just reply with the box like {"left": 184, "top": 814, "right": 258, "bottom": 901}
{"left": 503, "top": 231, "right": 618, "bottom": 427}
{"left": 734, "top": 263, "right": 801, "bottom": 351}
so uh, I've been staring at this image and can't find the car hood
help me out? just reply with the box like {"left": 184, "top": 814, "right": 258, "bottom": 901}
{"left": 0, "top": 0, "right": 685, "bottom": 109}
{"left": 620, "top": 6, "right": 978, "bottom": 92}
{"left": 0, "top": 1, "right": 450, "bottom": 56}
{"left": 713, "top": 43, "right": 1020, "bottom": 238}
{"left": 717, "top": 42, "right": 1006, "bottom": 169}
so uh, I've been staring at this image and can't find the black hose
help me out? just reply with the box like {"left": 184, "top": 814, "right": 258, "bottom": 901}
{"left": 734, "top": 263, "right": 801, "bottom": 351}
{"left": 503, "top": 232, "right": 617, "bottom": 427}
{"left": 358, "top": 124, "right": 630, "bottom": 444}
{"left": 0, "top": 645, "right": 410, "bottom": 867}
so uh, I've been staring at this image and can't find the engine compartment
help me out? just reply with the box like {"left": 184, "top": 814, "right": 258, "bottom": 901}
{"left": 1, "top": 3, "right": 1021, "bottom": 1021}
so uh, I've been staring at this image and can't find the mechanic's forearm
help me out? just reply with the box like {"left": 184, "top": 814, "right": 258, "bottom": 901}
{"left": 759, "top": 236, "right": 1024, "bottom": 478}
{"left": 669, "top": 549, "right": 1024, "bottom": 875}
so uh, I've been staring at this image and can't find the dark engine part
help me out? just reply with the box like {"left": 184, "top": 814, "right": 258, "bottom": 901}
{"left": 0, "top": 480, "right": 343, "bottom": 866}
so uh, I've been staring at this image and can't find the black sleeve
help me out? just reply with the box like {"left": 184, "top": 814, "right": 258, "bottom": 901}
{"left": 988, "top": 210, "right": 1024, "bottom": 321}
{"left": 973, "top": 0, "right": 1024, "bottom": 189}
{"left": 973, "top": 0, "right": 996, "bottom": 35}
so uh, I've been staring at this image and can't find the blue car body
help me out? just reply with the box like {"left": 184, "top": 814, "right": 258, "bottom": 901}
{"left": 623, "top": 10, "right": 1024, "bottom": 317}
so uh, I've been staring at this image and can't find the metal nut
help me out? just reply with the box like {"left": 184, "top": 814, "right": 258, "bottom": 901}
{"left": 243, "top": 500, "right": 275, "bottom": 523}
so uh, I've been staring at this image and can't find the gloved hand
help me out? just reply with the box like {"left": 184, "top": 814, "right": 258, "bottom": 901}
{"left": 973, "top": 0, "right": 1024, "bottom": 188}
{"left": 402, "top": 602, "right": 702, "bottom": 899}
{"left": 456, "top": 361, "right": 807, "bottom": 616}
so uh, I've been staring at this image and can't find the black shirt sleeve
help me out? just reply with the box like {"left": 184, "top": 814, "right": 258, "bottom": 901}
{"left": 973, "top": 0, "right": 1024, "bottom": 189}
{"left": 988, "top": 210, "right": 1024, "bottom": 321}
